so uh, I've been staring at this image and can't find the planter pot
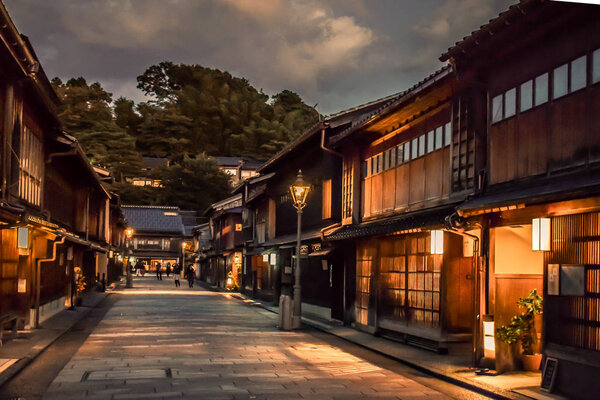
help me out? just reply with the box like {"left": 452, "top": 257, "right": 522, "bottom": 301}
{"left": 521, "top": 353, "right": 542, "bottom": 371}
{"left": 74, "top": 296, "right": 83, "bottom": 307}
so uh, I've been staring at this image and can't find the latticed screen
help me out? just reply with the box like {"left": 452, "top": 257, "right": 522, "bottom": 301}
{"left": 355, "top": 243, "right": 375, "bottom": 325}
{"left": 342, "top": 159, "right": 353, "bottom": 221}
{"left": 19, "top": 123, "right": 43, "bottom": 206}
{"left": 547, "top": 212, "right": 600, "bottom": 351}
{"left": 380, "top": 234, "right": 441, "bottom": 328}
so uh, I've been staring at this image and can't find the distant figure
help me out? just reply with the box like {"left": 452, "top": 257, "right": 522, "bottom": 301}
{"left": 186, "top": 264, "right": 195, "bottom": 288}
{"left": 135, "top": 261, "right": 143, "bottom": 277}
{"left": 156, "top": 262, "right": 162, "bottom": 280}
{"left": 173, "top": 263, "right": 181, "bottom": 288}
{"left": 165, "top": 263, "right": 171, "bottom": 277}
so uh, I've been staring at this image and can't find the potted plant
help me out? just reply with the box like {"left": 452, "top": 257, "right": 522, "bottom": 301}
{"left": 496, "top": 289, "right": 543, "bottom": 371}
{"left": 73, "top": 266, "right": 87, "bottom": 306}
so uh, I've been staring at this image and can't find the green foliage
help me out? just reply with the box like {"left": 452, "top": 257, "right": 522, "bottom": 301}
{"left": 153, "top": 154, "right": 232, "bottom": 211}
{"left": 54, "top": 62, "right": 317, "bottom": 210}
{"left": 496, "top": 289, "right": 543, "bottom": 355}
{"left": 52, "top": 78, "right": 143, "bottom": 182}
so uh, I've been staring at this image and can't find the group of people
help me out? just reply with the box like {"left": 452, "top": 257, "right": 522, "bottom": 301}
{"left": 133, "top": 260, "right": 195, "bottom": 288}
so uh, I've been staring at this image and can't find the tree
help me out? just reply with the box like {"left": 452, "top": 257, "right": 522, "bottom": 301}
{"left": 52, "top": 78, "right": 144, "bottom": 182}
{"left": 153, "top": 154, "right": 232, "bottom": 211}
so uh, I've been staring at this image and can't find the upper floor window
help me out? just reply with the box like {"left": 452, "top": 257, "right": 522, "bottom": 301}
{"left": 504, "top": 88, "right": 516, "bottom": 118}
{"left": 593, "top": 48, "right": 600, "bottom": 84}
{"left": 520, "top": 80, "right": 533, "bottom": 112}
{"left": 19, "top": 124, "right": 43, "bottom": 206}
{"left": 363, "top": 121, "right": 451, "bottom": 178}
{"left": 534, "top": 73, "right": 548, "bottom": 106}
{"left": 553, "top": 64, "right": 568, "bottom": 99}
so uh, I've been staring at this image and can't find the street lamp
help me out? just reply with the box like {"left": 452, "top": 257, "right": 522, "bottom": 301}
{"left": 290, "top": 170, "right": 310, "bottom": 329}
{"left": 125, "top": 227, "right": 134, "bottom": 288}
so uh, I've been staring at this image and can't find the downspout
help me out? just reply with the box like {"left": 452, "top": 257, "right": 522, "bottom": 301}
{"left": 2, "top": 84, "right": 15, "bottom": 201}
{"left": 445, "top": 214, "right": 483, "bottom": 368}
{"left": 85, "top": 190, "right": 90, "bottom": 241}
{"left": 34, "top": 235, "right": 66, "bottom": 328}
{"left": 320, "top": 122, "right": 343, "bottom": 159}
{"left": 46, "top": 147, "right": 78, "bottom": 163}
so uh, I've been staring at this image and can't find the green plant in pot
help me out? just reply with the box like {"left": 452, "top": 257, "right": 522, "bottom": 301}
{"left": 496, "top": 289, "right": 543, "bottom": 371}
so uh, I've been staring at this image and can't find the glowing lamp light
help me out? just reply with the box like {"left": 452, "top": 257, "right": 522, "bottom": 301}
{"left": 532, "top": 217, "right": 551, "bottom": 251}
{"left": 125, "top": 227, "right": 134, "bottom": 239}
{"left": 483, "top": 319, "right": 496, "bottom": 358}
{"left": 262, "top": 254, "right": 269, "bottom": 262}
{"left": 430, "top": 230, "right": 444, "bottom": 255}
{"left": 290, "top": 170, "right": 310, "bottom": 210}
{"left": 17, "top": 227, "right": 29, "bottom": 249}
{"left": 226, "top": 277, "right": 233, "bottom": 286}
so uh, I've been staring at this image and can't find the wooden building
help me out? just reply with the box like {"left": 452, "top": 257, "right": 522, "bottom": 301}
{"left": 200, "top": 194, "right": 243, "bottom": 288}
{"left": 121, "top": 205, "right": 185, "bottom": 271}
{"left": 440, "top": 0, "right": 600, "bottom": 397}
{"left": 324, "top": 65, "right": 484, "bottom": 352}
{"left": 0, "top": 1, "right": 123, "bottom": 336}
{"left": 235, "top": 96, "right": 399, "bottom": 321}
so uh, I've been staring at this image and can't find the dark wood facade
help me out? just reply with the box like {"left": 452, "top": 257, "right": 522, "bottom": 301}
{"left": 443, "top": 1, "right": 600, "bottom": 397}
{"left": 0, "top": 1, "right": 122, "bottom": 333}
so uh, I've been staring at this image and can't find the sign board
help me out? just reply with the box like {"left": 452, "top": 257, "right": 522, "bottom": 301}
{"left": 322, "top": 259, "right": 328, "bottom": 271}
{"left": 541, "top": 357, "right": 558, "bottom": 392}
{"left": 561, "top": 265, "right": 585, "bottom": 296}
{"left": 284, "top": 266, "right": 292, "bottom": 274}
{"left": 262, "top": 254, "right": 269, "bottom": 262}
{"left": 18, "top": 279, "right": 27, "bottom": 293}
{"left": 269, "top": 253, "right": 277, "bottom": 266}
{"left": 300, "top": 245, "right": 309, "bottom": 255}
{"left": 547, "top": 264, "right": 560, "bottom": 295}
{"left": 463, "top": 237, "right": 474, "bottom": 257}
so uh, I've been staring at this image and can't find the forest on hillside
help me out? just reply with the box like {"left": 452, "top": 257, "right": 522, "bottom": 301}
{"left": 52, "top": 62, "right": 319, "bottom": 211}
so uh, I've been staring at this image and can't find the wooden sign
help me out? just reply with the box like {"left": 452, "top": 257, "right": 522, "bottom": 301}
{"left": 18, "top": 279, "right": 27, "bottom": 293}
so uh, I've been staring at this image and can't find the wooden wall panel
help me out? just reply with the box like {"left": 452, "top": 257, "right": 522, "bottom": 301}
{"left": 395, "top": 165, "right": 409, "bottom": 210}
{"left": 424, "top": 150, "right": 443, "bottom": 199}
{"left": 382, "top": 169, "right": 395, "bottom": 212}
{"left": 408, "top": 158, "right": 425, "bottom": 204}
{"left": 370, "top": 174, "right": 383, "bottom": 215}
{"left": 590, "top": 86, "right": 600, "bottom": 163}
{"left": 441, "top": 147, "right": 451, "bottom": 196}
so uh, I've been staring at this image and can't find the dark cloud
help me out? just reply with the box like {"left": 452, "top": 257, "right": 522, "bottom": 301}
{"left": 4, "top": 0, "right": 513, "bottom": 114}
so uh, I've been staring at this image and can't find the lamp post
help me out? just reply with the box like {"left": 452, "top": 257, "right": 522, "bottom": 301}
{"left": 125, "top": 227, "right": 134, "bottom": 288}
{"left": 290, "top": 170, "right": 310, "bottom": 329}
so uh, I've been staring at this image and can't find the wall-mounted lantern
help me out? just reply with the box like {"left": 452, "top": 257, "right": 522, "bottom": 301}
{"left": 430, "top": 230, "right": 444, "bottom": 255}
{"left": 17, "top": 227, "right": 29, "bottom": 256}
{"left": 262, "top": 254, "right": 269, "bottom": 263}
{"left": 532, "top": 217, "right": 551, "bottom": 251}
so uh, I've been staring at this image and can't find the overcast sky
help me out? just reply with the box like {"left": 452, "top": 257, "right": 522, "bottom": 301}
{"left": 4, "top": 0, "right": 514, "bottom": 115}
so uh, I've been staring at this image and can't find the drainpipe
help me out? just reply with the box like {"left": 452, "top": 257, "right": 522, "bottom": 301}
{"left": 46, "top": 146, "right": 78, "bottom": 163}
{"left": 445, "top": 214, "right": 483, "bottom": 368}
{"left": 2, "top": 84, "right": 15, "bottom": 201}
{"left": 320, "top": 122, "right": 343, "bottom": 159}
{"left": 34, "top": 235, "right": 66, "bottom": 328}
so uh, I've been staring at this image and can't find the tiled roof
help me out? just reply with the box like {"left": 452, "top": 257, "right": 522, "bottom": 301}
{"left": 329, "top": 65, "right": 452, "bottom": 146}
{"left": 122, "top": 205, "right": 184, "bottom": 235}
{"left": 326, "top": 205, "right": 456, "bottom": 242}
{"left": 212, "top": 156, "right": 263, "bottom": 169}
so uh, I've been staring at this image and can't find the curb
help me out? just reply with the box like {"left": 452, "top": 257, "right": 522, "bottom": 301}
{"left": 230, "top": 291, "right": 526, "bottom": 400}
{"left": 0, "top": 289, "right": 113, "bottom": 388}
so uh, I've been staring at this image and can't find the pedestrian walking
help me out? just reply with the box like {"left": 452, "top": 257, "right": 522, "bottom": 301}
{"left": 186, "top": 264, "right": 195, "bottom": 288}
{"left": 173, "top": 263, "right": 181, "bottom": 287}
{"left": 156, "top": 262, "right": 162, "bottom": 280}
{"left": 134, "top": 260, "right": 143, "bottom": 277}
{"left": 165, "top": 262, "right": 171, "bottom": 277}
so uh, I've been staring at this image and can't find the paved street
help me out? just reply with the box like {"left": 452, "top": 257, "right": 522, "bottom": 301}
{"left": 41, "top": 278, "right": 481, "bottom": 400}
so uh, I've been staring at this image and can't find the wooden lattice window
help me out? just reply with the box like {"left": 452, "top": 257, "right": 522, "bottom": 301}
{"left": 19, "top": 123, "right": 43, "bottom": 206}
{"left": 342, "top": 160, "right": 353, "bottom": 222}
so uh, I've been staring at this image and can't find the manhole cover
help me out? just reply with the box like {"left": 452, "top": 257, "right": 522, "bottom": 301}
{"left": 81, "top": 368, "right": 171, "bottom": 381}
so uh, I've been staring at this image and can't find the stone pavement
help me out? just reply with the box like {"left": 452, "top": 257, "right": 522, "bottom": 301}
{"left": 0, "top": 289, "right": 110, "bottom": 388}
{"left": 44, "top": 277, "right": 453, "bottom": 400}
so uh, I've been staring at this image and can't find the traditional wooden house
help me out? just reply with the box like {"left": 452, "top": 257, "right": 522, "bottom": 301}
{"left": 324, "top": 65, "right": 485, "bottom": 353}
{"left": 201, "top": 194, "right": 243, "bottom": 288}
{"left": 121, "top": 205, "right": 185, "bottom": 271}
{"left": 440, "top": 0, "right": 600, "bottom": 396}
{"left": 0, "top": 1, "right": 120, "bottom": 336}
{"left": 236, "top": 96, "right": 399, "bottom": 321}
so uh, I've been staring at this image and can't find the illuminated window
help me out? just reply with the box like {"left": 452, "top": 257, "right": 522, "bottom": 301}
{"left": 19, "top": 123, "right": 43, "bottom": 206}
{"left": 235, "top": 223, "right": 242, "bottom": 231}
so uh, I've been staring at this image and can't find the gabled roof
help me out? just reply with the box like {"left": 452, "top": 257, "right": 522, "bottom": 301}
{"left": 440, "top": 0, "right": 542, "bottom": 62}
{"left": 258, "top": 94, "right": 401, "bottom": 172}
{"left": 122, "top": 205, "right": 184, "bottom": 235}
{"left": 329, "top": 65, "right": 453, "bottom": 146}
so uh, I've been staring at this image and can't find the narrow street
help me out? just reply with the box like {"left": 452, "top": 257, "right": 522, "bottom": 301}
{"left": 26, "top": 277, "right": 490, "bottom": 400}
